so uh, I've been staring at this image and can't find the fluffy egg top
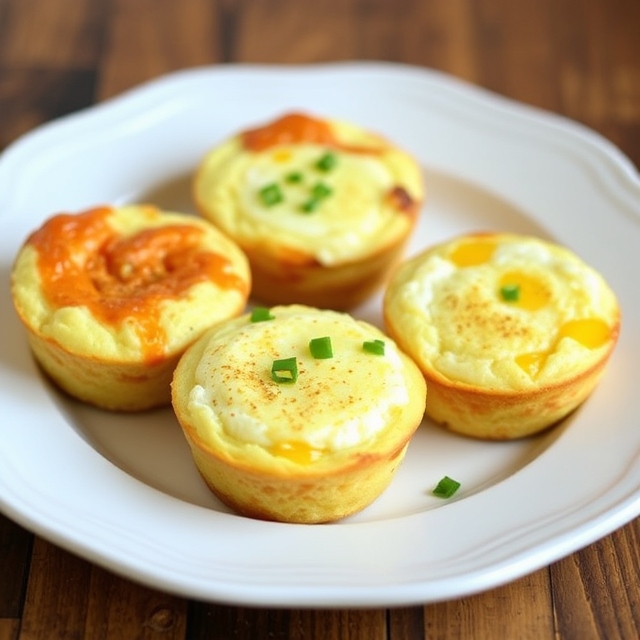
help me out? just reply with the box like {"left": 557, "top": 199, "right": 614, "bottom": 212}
{"left": 384, "top": 232, "right": 620, "bottom": 391}
{"left": 177, "top": 305, "right": 426, "bottom": 469}
{"left": 193, "top": 112, "right": 424, "bottom": 266}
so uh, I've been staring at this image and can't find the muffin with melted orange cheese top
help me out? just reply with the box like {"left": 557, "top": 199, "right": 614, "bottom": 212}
{"left": 383, "top": 232, "right": 620, "bottom": 439}
{"left": 11, "top": 204, "right": 251, "bottom": 410}
{"left": 171, "top": 304, "right": 426, "bottom": 523}
{"left": 193, "top": 112, "right": 424, "bottom": 310}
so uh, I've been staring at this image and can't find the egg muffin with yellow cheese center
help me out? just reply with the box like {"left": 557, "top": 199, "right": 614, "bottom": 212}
{"left": 171, "top": 304, "right": 427, "bottom": 523}
{"left": 383, "top": 232, "right": 620, "bottom": 439}
{"left": 11, "top": 204, "right": 251, "bottom": 410}
{"left": 193, "top": 112, "right": 425, "bottom": 309}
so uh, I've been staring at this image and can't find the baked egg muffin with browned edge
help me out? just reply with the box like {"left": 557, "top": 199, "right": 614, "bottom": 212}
{"left": 193, "top": 112, "right": 425, "bottom": 310}
{"left": 383, "top": 232, "right": 620, "bottom": 440}
{"left": 171, "top": 304, "right": 427, "bottom": 523}
{"left": 11, "top": 204, "right": 251, "bottom": 411}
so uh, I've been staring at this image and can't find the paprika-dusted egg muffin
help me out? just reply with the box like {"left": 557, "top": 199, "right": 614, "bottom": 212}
{"left": 11, "top": 204, "right": 251, "bottom": 411}
{"left": 193, "top": 112, "right": 425, "bottom": 309}
{"left": 171, "top": 304, "right": 427, "bottom": 523}
{"left": 383, "top": 232, "right": 620, "bottom": 440}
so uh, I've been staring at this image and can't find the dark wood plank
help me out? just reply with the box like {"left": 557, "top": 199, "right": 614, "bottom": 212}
{"left": 0, "top": 69, "right": 97, "bottom": 150}
{"left": 97, "top": 0, "right": 220, "bottom": 100}
{"left": 0, "top": 619, "right": 20, "bottom": 640}
{"left": 423, "top": 569, "right": 554, "bottom": 639}
{"left": 83, "top": 565, "right": 188, "bottom": 640}
{"left": 551, "top": 521, "right": 640, "bottom": 640}
{"left": 0, "top": 515, "right": 31, "bottom": 618}
{"left": 0, "top": 0, "right": 106, "bottom": 69}
{"left": 388, "top": 606, "right": 425, "bottom": 639}
{"left": 19, "top": 538, "right": 188, "bottom": 640}
{"left": 187, "top": 604, "right": 291, "bottom": 640}
{"left": 19, "top": 538, "right": 93, "bottom": 640}
{"left": 232, "top": 0, "right": 362, "bottom": 63}
{"left": 187, "top": 604, "right": 387, "bottom": 640}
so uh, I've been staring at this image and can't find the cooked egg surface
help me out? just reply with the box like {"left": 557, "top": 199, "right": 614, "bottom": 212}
{"left": 11, "top": 205, "right": 250, "bottom": 362}
{"left": 185, "top": 306, "right": 412, "bottom": 458}
{"left": 385, "top": 234, "right": 620, "bottom": 390}
{"left": 194, "top": 114, "right": 424, "bottom": 265}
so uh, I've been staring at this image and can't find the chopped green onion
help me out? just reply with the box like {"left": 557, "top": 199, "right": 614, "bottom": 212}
{"left": 316, "top": 152, "right": 337, "bottom": 172}
{"left": 500, "top": 283, "right": 521, "bottom": 302}
{"left": 311, "top": 182, "right": 332, "bottom": 198}
{"left": 362, "top": 339, "right": 385, "bottom": 356}
{"left": 285, "top": 171, "right": 303, "bottom": 183}
{"left": 250, "top": 307, "right": 274, "bottom": 322}
{"left": 259, "top": 183, "right": 283, "bottom": 206}
{"left": 311, "top": 182, "right": 332, "bottom": 199}
{"left": 432, "top": 476, "right": 461, "bottom": 499}
{"left": 300, "top": 182, "right": 333, "bottom": 213}
{"left": 309, "top": 336, "right": 333, "bottom": 359}
{"left": 300, "top": 198, "right": 320, "bottom": 213}
{"left": 271, "top": 357, "right": 298, "bottom": 383}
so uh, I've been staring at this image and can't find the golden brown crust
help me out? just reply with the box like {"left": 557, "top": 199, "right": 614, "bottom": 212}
{"left": 242, "top": 231, "right": 411, "bottom": 309}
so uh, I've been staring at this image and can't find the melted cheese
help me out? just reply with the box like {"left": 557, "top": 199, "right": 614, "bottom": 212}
{"left": 11, "top": 205, "right": 250, "bottom": 360}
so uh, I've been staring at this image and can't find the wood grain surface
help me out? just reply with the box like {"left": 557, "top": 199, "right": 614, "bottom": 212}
{"left": 1, "top": 0, "right": 639, "bottom": 638}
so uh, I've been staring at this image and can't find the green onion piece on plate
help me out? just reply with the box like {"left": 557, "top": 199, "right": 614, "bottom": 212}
{"left": 432, "top": 476, "right": 461, "bottom": 499}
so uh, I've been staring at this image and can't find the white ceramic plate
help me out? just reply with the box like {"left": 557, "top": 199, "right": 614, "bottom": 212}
{"left": 0, "top": 62, "right": 639, "bottom": 608}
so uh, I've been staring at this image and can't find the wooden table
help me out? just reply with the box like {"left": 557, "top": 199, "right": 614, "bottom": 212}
{"left": 1, "top": 0, "right": 639, "bottom": 638}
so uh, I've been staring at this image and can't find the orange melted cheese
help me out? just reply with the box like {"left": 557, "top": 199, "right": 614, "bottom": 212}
{"left": 241, "top": 112, "right": 382, "bottom": 155}
{"left": 29, "top": 207, "right": 248, "bottom": 363}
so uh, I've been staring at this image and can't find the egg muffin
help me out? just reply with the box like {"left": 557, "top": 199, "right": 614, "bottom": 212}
{"left": 383, "top": 232, "right": 620, "bottom": 440}
{"left": 11, "top": 204, "right": 251, "bottom": 411}
{"left": 193, "top": 112, "right": 425, "bottom": 310}
{"left": 171, "top": 304, "right": 427, "bottom": 523}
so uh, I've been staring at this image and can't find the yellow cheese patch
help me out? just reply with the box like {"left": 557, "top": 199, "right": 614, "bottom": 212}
{"left": 449, "top": 239, "right": 497, "bottom": 267}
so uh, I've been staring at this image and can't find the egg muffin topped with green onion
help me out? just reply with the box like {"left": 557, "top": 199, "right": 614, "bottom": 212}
{"left": 193, "top": 112, "right": 425, "bottom": 309}
{"left": 383, "top": 232, "right": 620, "bottom": 439}
{"left": 171, "top": 304, "right": 426, "bottom": 523}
